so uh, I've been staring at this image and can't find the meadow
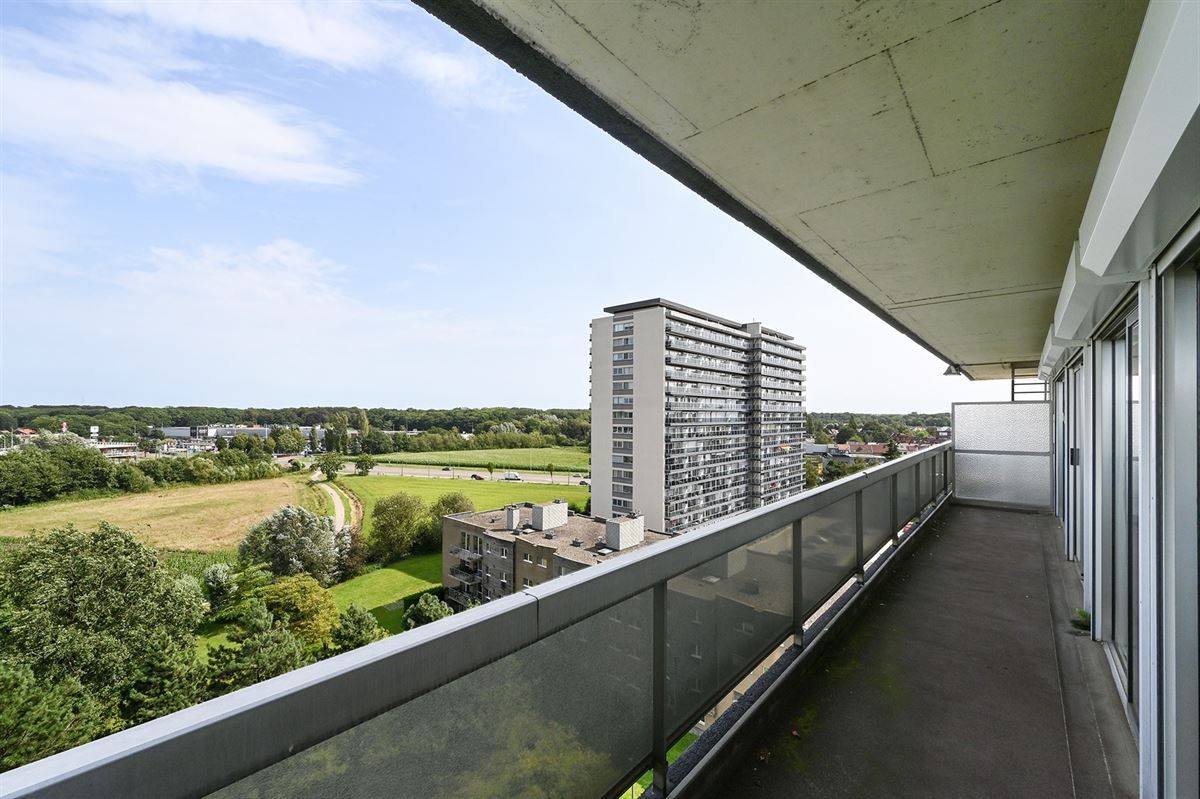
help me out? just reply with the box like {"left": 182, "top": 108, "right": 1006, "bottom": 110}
{"left": 340, "top": 474, "right": 590, "bottom": 540}
{"left": 0, "top": 475, "right": 324, "bottom": 552}
{"left": 376, "top": 446, "right": 590, "bottom": 474}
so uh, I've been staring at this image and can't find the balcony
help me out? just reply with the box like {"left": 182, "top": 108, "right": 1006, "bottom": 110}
{"left": 2, "top": 443, "right": 1139, "bottom": 799}
{"left": 447, "top": 546, "right": 481, "bottom": 563}
{"left": 448, "top": 566, "right": 482, "bottom": 585}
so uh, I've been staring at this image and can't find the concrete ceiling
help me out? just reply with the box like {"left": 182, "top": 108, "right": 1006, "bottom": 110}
{"left": 422, "top": 0, "right": 1147, "bottom": 379}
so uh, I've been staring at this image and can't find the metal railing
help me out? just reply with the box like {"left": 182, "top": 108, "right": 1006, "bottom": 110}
{"left": 2, "top": 443, "right": 953, "bottom": 799}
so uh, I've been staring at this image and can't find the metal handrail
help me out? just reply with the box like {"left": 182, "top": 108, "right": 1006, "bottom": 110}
{"left": 2, "top": 442, "right": 953, "bottom": 799}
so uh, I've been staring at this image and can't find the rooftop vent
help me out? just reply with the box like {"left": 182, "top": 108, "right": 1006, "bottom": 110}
{"left": 571, "top": 538, "right": 583, "bottom": 547}
{"left": 701, "top": 575, "right": 721, "bottom": 585}
{"left": 543, "top": 533, "right": 554, "bottom": 540}
{"left": 597, "top": 548, "right": 614, "bottom": 556}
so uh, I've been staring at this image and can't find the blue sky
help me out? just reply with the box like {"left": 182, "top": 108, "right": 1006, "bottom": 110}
{"left": 0, "top": 1, "right": 1006, "bottom": 411}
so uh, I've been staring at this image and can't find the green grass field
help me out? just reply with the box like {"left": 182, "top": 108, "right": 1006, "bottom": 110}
{"left": 195, "top": 551, "right": 445, "bottom": 653}
{"left": 376, "top": 446, "right": 590, "bottom": 474}
{"left": 341, "top": 474, "right": 590, "bottom": 541}
{"left": 328, "top": 552, "right": 442, "bottom": 632}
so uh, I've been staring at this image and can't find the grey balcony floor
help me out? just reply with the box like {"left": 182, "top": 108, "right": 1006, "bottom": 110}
{"left": 696, "top": 504, "right": 1138, "bottom": 799}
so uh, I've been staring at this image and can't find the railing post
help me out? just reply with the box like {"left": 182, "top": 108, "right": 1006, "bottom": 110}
{"left": 652, "top": 582, "right": 669, "bottom": 795}
{"left": 890, "top": 473, "right": 899, "bottom": 547}
{"left": 792, "top": 518, "right": 804, "bottom": 646}
{"left": 854, "top": 489, "right": 865, "bottom": 583}
{"left": 914, "top": 458, "right": 923, "bottom": 518}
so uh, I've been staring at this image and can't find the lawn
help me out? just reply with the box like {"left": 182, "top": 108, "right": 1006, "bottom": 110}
{"left": 328, "top": 552, "right": 443, "bottom": 632}
{"left": 340, "top": 474, "right": 590, "bottom": 541}
{"left": 195, "top": 552, "right": 445, "bottom": 652}
{"left": 376, "top": 446, "right": 590, "bottom": 474}
{"left": 0, "top": 475, "right": 322, "bottom": 552}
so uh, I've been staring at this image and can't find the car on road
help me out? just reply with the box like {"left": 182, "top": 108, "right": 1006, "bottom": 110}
{"left": 470, "top": 473, "right": 485, "bottom": 480}
{"left": 501, "top": 472, "right": 522, "bottom": 481}
{"left": 572, "top": 473, "right": 581, "bottom": 478}
{"left": 441, "top": 466, "right": 452, "bottom": 471}
{"left": 579, "top": 480, "right": 590, "bottom": 486}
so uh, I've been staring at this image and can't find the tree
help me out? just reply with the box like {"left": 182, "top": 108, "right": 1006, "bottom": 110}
{"left": 239, "top": 506, "right": 344, "bottom": 586}
{"left": 371, "top": 493, "right": 427, "bottom": 562}
{"left": 354, "top": 453, "right": 376, "bottom": 477}
{"left": 362, "top": 429, "right": 393, "bottom": 455}
{"left": 0, "top": 659, "right": 118, "bottom": 770}
{"left": 885, "top": 441, "right": 901, "bottom": 460}
{"left": 402, "top": 592, "right": 453, "bottom": 630}
{"left": 203, "top": 563, "right": 238, "bottom": 612}
{"left": 261, "top": 575, "right": 339, "bottom": 649}
{"left": 545, "top": 462, "right": 556, "bottom": 484}
{"left": 835, "top": 425, "right": 860, "bottom": 444}
{"left": 485, "top": 461, "right": 496, "bottom": 480}
{"left": 206, "top": 601, "right": 307, "bottom": 696}
{"left": 803, "top": 458, "right": 822, "bottom": 489}
{"left": 325, "top": 605, "right": 385, "bottom": 655}
{"left": 0, "top": 524, "right": 206, "bottom": 732}
{"left": 356, "top": 409, "right": 370, "bottom": 437}
{"left": 316, "top": 451, "right": 345, "bottom": 482}
{"left": 813, "top": 429, "right": 834, "bottom": 445}
{"left": 822, "top": 458, "right": 873, "bottom": 484}
{"left": 309, "top": 426, "right": 322, "bottom": 453}
{"left": 426, "top": 492, "right": 476, "bottom": 552}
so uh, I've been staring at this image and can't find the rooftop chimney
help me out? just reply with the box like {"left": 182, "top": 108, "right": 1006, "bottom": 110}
{"left": 505, "top": 505, "right": 521, "bottom": 531}
{"left": 532, "top": 501, "right": 568, "bottom": 531}
{"left": 605, "top": 514, "right": 645, "bottom": 551}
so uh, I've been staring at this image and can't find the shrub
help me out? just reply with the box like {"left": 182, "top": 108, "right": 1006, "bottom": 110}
{"left": 239, "top": 506, "right": 342, "bottom": 586}
{"left": 371, "top": 493, "right": 427, "bottom": 562}
{"left": 112, "top": 462, "right": 154, "bottom": 493}
{"left": 260, "top": 575, "right": 339, "bottom": 648}
{"left": 326, "top": 604, "right": 385, "bottom": 655}
{"left": 402, "top": 592, "right": 453, "bottom": 630}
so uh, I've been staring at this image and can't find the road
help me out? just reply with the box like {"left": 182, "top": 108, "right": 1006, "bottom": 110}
{"left": 312, "top": 478, "right": 346, "bottom": 528}
{"left": 361, "top": 463, "right": 588, "bottom": 487}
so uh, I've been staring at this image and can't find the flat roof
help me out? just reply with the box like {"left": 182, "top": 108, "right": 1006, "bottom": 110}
{"left": 603, "top": 297, "right": 795, "bottom": 341}
{"left": 449, "top": 504, "right": 670, "bottom": 565}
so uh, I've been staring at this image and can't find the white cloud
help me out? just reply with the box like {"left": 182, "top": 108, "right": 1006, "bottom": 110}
{"left": 0, "top": 239, "right": 489, "bottom": 404}
{"left": 88, "top": 0, "right": 522, "bottom": 109}
{"left": 2, "top": 65, "right": 356, "bottom": 186}
{"left": 0, "top": 19, "right": 357, "bottom": 187}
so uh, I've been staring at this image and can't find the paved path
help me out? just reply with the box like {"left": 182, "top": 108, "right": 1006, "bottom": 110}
{"left": 363, "top": 463, "right": 586, "bottom": 486}
{"left": 313, "top": 479, "right": 346, "bottom": 528}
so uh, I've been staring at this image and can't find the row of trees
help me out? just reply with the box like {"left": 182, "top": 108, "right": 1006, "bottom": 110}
{"left": 0, "top": 435, "right": 280, "bottom": 507}
{"left": 0, "top": 406, "right": 592, "bottom": 447}
{"left": 806, "top": 412, "right": 948, "bottom": 445}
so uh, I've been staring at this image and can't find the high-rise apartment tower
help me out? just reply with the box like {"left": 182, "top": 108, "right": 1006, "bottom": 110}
{"left": 591, "top": 299, "right": 806, "bottom": 534}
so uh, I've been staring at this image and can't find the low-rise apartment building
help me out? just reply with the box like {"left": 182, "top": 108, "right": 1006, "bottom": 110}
{"left": 442, "top": 501, "right": 668, "bottom": 609}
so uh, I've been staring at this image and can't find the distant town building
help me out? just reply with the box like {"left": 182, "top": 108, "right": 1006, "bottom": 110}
{"left": 88, "top": 441, "right": 140, "bottom": 460}
{"left": 441, "top": 501, "right": 668, "bottom": 609}
{"left": 591, "top": 299, "right": 806, "bottom": 535}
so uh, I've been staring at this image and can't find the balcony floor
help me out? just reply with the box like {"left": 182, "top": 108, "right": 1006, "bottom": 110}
{"left": 697, "top": 504, "right": 1138, "bottom": 799}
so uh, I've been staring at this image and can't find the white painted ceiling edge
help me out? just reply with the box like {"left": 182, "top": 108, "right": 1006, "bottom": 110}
{"left": 1042, "top": 0, "right": 1200, "bottom": 379}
